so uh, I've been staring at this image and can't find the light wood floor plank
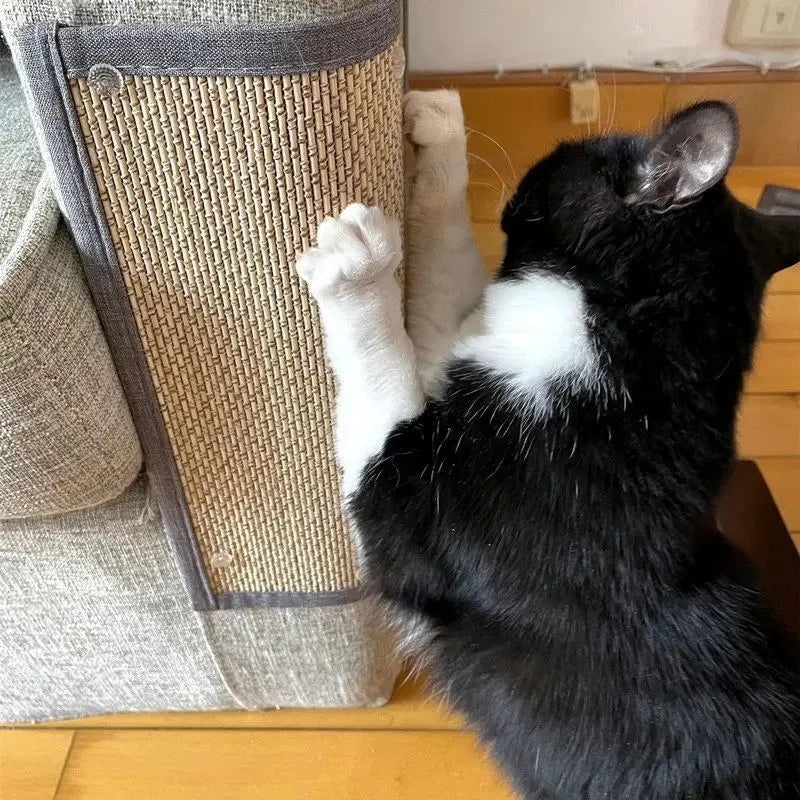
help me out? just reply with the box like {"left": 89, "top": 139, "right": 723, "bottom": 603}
{"left": 55, "top": 730, "right": 516, "bottom": 800}
{"left": 738, "top": 395, "right": 800, "bottom": 457}
{"left": 0, "top": 730, "right": 74, "bottom": 800}
{"left": 747, "top": 342, "right": 800, "bottom": 393}
{"left": 763, "top": 294, "right": 800, "bottom": 340}
{"left": 770, "top": 264, "right": 800, "bottom": 294}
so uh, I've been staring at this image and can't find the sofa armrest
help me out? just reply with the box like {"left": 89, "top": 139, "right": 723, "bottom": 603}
{"left": 716, "top": 460, "right": 800, "bottom": 638}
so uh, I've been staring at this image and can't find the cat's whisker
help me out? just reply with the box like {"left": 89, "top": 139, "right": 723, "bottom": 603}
{"left": 496, "top": 182, "right": 508, "bottom": 215}
{"left": 469, "top": 179, "right": 504, "bottom": 194}
{"left": 595, "top": 75, "right": 602, "bottom": 137}
{"left": 463, "top": 178, "right": 509, "bottom": 219}
{"left": 603, "top": 72, "right": 618, "bottom": 136}
{"left": 467, "top": 152, "right": 511, "bottom": 200}
{"left": 465, "top": 126, "right": 518, "bottom": 182}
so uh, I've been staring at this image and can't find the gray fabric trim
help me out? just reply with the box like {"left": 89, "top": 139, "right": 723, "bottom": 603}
{"left": 402, "top": 1, "right": 409, "bottom": 94}
{"left": 17, "top": 22, "right": 216, "bottom": 611}
{"left": 57, "top": 0, "right": 401, "bottom": 77}
{"left": 217, "top": 587, "right": 368, "bottom": 610}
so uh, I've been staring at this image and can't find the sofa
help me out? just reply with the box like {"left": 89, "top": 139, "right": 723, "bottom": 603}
{"left": 0, "top": 0, "right": 403, "bottom": 722}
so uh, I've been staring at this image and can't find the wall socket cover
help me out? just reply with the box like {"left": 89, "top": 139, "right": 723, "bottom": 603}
{"left": 727, "top": 0, "right": 800, "bottom": 46}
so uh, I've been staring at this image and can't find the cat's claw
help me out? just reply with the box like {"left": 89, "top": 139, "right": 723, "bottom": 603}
{"left": 403, "top": 89, "right": 465, "bottom": 148}
{"left": 297, "top": 204, "right": 401, "bottom": 298}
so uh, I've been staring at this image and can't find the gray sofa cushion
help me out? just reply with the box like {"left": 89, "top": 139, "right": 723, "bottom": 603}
{"left": 0, "top": 58, "right": 142, "bottom": 517}
{"left": 0, "top": 475, "right": 397, "bottom": 721}
{"left": 0, "top": 57, "right": 41, "bottom": 259}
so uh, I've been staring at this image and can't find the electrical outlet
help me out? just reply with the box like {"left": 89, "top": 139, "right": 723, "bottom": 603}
{"left": 728, "top": 0, "right": 800, "bottom": 46}
{"left": 762, "top": 1, "right": 797, "bottom": 32}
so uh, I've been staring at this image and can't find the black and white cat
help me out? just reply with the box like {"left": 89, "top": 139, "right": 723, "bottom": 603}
{"left": 297, "top": 91, "right": 800, "bottom": 799}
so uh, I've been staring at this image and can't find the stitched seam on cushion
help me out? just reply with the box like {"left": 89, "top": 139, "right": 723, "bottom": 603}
{"left": 3, "top": 312, "right": 141, "bottom": 501}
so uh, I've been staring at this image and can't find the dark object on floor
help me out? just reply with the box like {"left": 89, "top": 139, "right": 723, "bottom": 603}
{"left": 759, "top": 184, "right": 800, "bottom": 216}
{"left": 717, "top": 460, "right": 800, "bottom": 639}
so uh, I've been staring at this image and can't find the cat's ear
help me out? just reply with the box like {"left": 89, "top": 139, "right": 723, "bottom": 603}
{"left": 626, "top": 101, "right": 739, "bottom": 211}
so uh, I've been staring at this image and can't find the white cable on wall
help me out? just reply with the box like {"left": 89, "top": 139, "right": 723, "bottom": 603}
{"left": 494, "top": 56, "right": 800, "bottom": 77}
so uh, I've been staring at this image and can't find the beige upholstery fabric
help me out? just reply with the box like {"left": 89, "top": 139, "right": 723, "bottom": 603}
{"left": 0, "top": 475, "right": 398, "bottom": 722}
{"left": 0, "top": 58, "right": 41, "bottom": 258}
{"left": 0, "top": 58, "right": 142, "bottom": 517}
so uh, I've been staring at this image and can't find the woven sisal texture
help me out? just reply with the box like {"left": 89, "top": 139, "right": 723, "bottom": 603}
{"left": 69, "top": 44, "right": 403, "bottom": 595}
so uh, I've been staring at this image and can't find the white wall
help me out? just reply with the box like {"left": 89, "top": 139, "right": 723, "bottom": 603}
{"left": 407, "top": 0, "right": 800, "bottom": 73}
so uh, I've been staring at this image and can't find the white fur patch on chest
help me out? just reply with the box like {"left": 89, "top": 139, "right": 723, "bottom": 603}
{"left": 453, "top": 271, "right": 597, "bottom": 411}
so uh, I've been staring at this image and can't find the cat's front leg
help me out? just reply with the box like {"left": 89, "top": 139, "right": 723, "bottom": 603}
{"left": 297, "top": 203, "right": 424, "bottom": 495}
{"left": 404, "top": 89, "right": 488, "bottom": 393}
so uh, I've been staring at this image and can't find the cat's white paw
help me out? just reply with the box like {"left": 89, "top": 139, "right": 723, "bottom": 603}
{"left": 403, "top": 90, "right": 465, "bottom": 148}
{"left": 297, "top": 204, "right": 401, "bottom": 298}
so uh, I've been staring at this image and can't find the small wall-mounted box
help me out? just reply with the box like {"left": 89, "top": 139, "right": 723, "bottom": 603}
{"left": 569, "top": 77, "right": 600, "bottom": 125}
{"left": 727, "top": 0, "right": 800, "bottom": 46}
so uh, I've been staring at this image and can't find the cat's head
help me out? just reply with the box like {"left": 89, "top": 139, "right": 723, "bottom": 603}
{"left": 501, "top": 101, "right": 799, "bottom": 293}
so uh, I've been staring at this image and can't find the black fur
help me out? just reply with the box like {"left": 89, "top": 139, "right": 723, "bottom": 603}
{"left": 351, "top": 102, "right": 800, "bottom": 799}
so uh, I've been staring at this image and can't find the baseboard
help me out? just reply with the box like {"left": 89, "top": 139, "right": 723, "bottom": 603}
{"left": 409, "top": 71, "right": 800, "bottom": 168}
{"left": 409, "top": 69, "right": 800, "bottom": 88}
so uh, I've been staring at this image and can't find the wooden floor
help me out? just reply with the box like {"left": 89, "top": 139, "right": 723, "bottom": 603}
{"left": 0, "top": 676, "right": 518, "bottom": 799}
{"left": 2, "top": 94, "right": 799, "bottom": 799}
